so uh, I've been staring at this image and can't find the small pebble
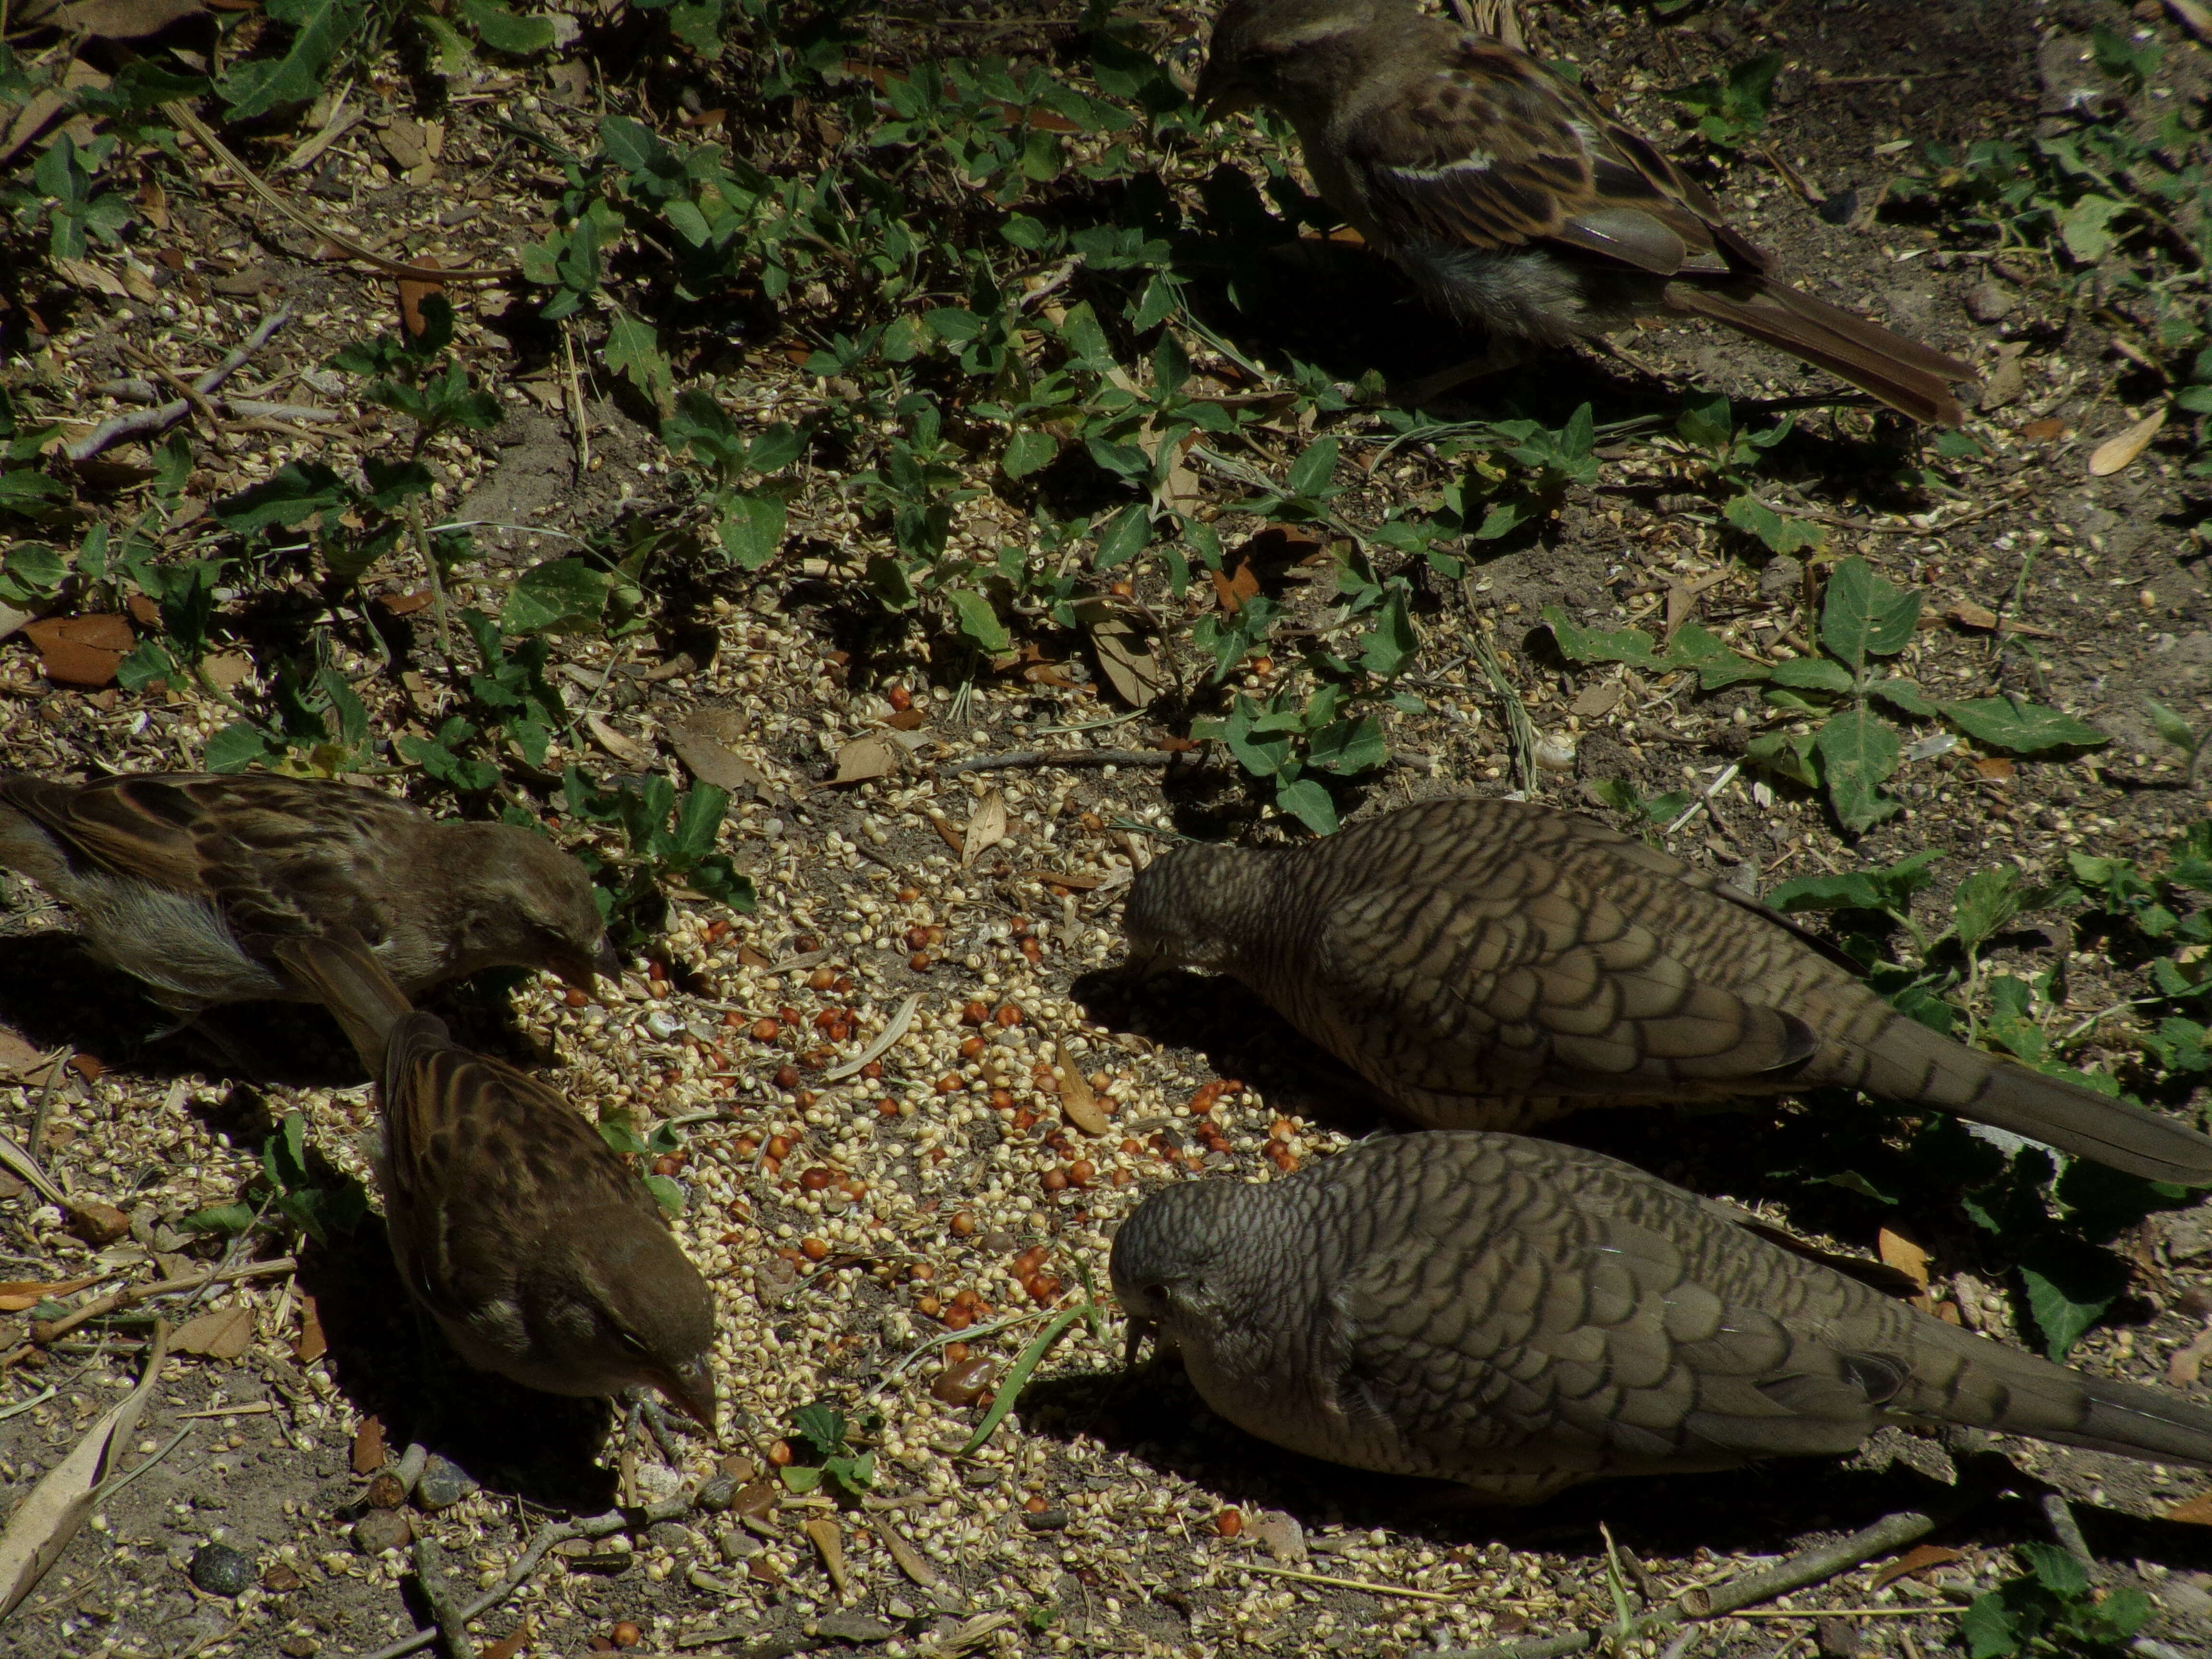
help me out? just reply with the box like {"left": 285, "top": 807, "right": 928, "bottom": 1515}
{"left": 1020, "top": 1508, "right": 1070, "bottom": 1532}
{"left": 412, "top": 1454, "right": 477, "bottom": 1512}
{"left": 352, "top": 1510, "right": 413, "bottom": 1556}
{"left": 260, "top": 1562, "right": 304, "bottom": 1592}
{"left": 188, "top": 1542, "right": 256, "bottom": 1597}
{"left": 696, "top": 1473, "right": 738, "bottom": 1512}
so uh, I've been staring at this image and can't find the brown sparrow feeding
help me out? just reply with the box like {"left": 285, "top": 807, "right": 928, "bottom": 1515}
{"left": 275, "top": 933, "right": 719, "bottom": 1427}
{"left": 1198, "top": 0, "right": 1973, "bottom": 423}
{"left": 0, "top": 772, "right": 620, "bottom": 1015}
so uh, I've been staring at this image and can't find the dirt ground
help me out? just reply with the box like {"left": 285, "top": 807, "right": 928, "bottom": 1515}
{"left": 4, "top": 1, "right": 2212, "bottom": 1658}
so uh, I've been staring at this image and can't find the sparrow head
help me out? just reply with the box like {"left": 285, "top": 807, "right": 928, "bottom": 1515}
{"left": 1198, "top": 0, "right": 1382, "bottom": 118}
{"left": 450, "top": 823, "right": 623, "bottom": 989}
{"left": 534, "top": 1203, "right": 720, "bottom": 1431}
{"left": 1120, "top": 841, "right": 1257, "bottom": 976}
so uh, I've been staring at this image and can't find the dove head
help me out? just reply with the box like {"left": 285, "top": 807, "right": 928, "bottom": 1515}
{"left": 446, "top": 823, "right": 624, "bottom": 991}
{"left": 1121, "top": 842, "right": 1266, "bottom": 976}
{"left": 1199, "top": 0, "right": 1391, "bottom": 120}
{"left": 1110, "top": 1177, "right": 1262, "bottom": 1359}
{"left": 525, "top": 1204, "right": 720, "bottom": 1430}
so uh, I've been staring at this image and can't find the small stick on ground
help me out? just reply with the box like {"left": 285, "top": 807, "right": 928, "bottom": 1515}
{"left": 410, "top": 1538, "right": 473, "bottom": 1659}
{"left": 1459, "top": 594, "right": 1541, "bottom": 797}
{"left": 1443, "top": 1509, "right": 1939, "bottom": 1659}
{"left": 67, "top": 309, "right": 292, "bottom": 460}
{"left": 2042, "top": 1492, "right": 2095, "bottom": 1565}
{"left": 936, "top": 748, "right": 1182, "bottom": 778}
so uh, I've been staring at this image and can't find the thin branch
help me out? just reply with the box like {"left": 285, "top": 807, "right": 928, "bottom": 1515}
{"left": 935, "top": 748, "right": 1182, "bottom": 778}
{"left": 66, "top": 310, "right": 293, "bottom": 461}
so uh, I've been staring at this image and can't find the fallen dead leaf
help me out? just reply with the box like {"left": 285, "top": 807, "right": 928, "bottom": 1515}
{"left": 667, "top": 712, "right": 776, "bottom": 796}
{"left": 24, "top": 614, "right": 133, "bottom": 687}
{"left": 1019, "top": 869, "right": 1103, "bottom": 892}
{"left": 961, "top": 790, "right": 1007, "bottom": 870}
{"left": 1947, "top": 601, "right": 2000, "bottom": 631}
{"left": 2020, "top": 416, "right": 2066, "bottom": 443}
{"left": 1055, "top": 1040, "right": 1108, "bottom": 1135}
{"left": 1209, "top": 559, "right": 1260, "bottom": 614}
{"left": 172, "top": 1304, "right": 254, "bottom": 1360}
{"left": 2169, "top": 1324, "right": 2212, "bottom": 1388}
{"left": 803, "top": 1516, "right": 848, "bottom": 1597}
{"left": 1971, "top": 757, "right": 2016, "bottom": 782}
{"left": 1570, "top": 681, "right": 1622, "bottom": 719}
{"left": 0, "top": 1323, "right": 168, "bottom": 1616}
{"left": 0, "top": 1025, "right": 48, "bottom": 1081}
{"left": 1087, "top": 616, "right": 1169, "bottom": 709}
{"left": 1876, "top": 1229, "right": 1930, "bottom": 1291}
{"left": 200, "top": 651, "right": 253, "bottom": 692}
{"left": 586, "top": 713, "right": 654, "bottom": 769}
{"left": 295, "top": 1294, "right": 326, "bottom": 1366}
{"left": 0, "top": 1275, "right": 105, "bottom": 1313}
{"left": 831, "top": 733, "right": 898, "bottom": 784}
{"left": 396, "top": 252, "right": 444, "bottom": 339}
{"left": 1870, "top": 1544, "right": 1965, "bottom": 1589}
{"left": 352, "top": 1415, "right": 387, "bottom": 1476}
{"left": 930, "top": 814, "right": 964, "bottom": 859}
{"left": 2088, "top": 407, "right": 2166, "bottom": 476}
{"left": 2166, "top": 1489, "right": 2212, "bottom": 1525}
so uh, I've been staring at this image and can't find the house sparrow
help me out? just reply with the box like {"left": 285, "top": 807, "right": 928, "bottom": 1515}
{"left": 274, "top": 934, "right": 719, "bottom": 1427}
{"left": 1198, "top": 0, "right": 1973, "bottom": 423}
{"left": 0, "top": 772, "right": 620, "bottom": 1015}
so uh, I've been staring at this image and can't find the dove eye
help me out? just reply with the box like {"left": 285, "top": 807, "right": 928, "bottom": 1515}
{"left": 615, "top": 1329, "right": 649, "bottom": 1356}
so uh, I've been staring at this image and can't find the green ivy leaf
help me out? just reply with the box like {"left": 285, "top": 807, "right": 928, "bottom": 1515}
{"left": 719, "top": 492, "right": 787, "bottom": 571}
{"left": 1001, "top": 430, "right": 1057, "bottom": 480}
{"left": 1939, "top": 697, "right": 2106, "bottom": 755}
{"left": 458, "top": 0, "right": 557, "bottom": 54}
{"left": 2019, "top": 1236, "right": 2127, "bottom": 1359}
{"left": 501, "top": 558, "right": 612, "bottom": 635}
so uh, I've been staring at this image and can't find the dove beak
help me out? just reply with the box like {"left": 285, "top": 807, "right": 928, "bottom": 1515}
{"left": 1122, "top": 1314, "right": 1157, "bottom": 1369}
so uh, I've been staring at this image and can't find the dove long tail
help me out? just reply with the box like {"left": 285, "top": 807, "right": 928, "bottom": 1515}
{"left": 1663, "top": 276, "right": 1970, "bottom": 427}
{"left": 1824, "top": 1005, "right": 2212, "bottom": 1185}
{"left": 1906, "top": 1326, "right": 2212, "bottom": 1468}
{"left": 269, "top": 933, "right": 417, "bottom": 1074}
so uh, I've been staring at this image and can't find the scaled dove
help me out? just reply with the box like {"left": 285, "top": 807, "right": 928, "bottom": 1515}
{"left": 1122, "top": 796, "right": 2212, "bottom": 1183}
{"left": 1112, "top": 1131, "right": 2212, "bottom": 1500}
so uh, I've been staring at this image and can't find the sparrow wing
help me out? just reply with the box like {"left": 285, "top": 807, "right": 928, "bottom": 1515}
{"left": 380, "top": 1014, "right": 664, "bottom": 1314}
{"left": 1345, "top": 37, "right": 1739, "bottom": 277}
{"left": 0, "top": 773, "right": 417, "bottom": 943}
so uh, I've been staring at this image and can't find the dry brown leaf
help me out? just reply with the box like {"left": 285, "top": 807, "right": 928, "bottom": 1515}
{"left": 1971, "top": 757, "right": 2016, "bottom": 782}
{"left": 1088, "top": 618, "right": 1169, "bottom": 709}
{"left": 0, "top": 1324, "right": 168, "bottom": 1616}
{"left": 352, "top": 1415, "right": 388, "bottom": 1476}
{"left": 1569, "top": 682, "right": 1623, "bottom": 719}
{"left": 1876, "top": 1229, "right": 1930, "bottom": 1290}
{"left": 294, "top": 1293, "right": 326, "bottom": 1366}
{"left": 803, "top": 1515, "right": 848, "bottom": 1597}
{"left": 2169, "top": 1324, "right": 2212, "bottom": 1388}
{"left": 962, "top": 790, "right": 1007, "bottom": 870}
{"left": 200, "top": 651, "right": 253, "bottom": 692}
{"left": 1018, "top": 869, "right": 1103, "bottom": 891}
{"left": 24, "top": 613, "right": 132, "bottom": 687}
{"left": 831, "top": 733, "right": 898, "bottom": 784}
{"left": 1209, "top": 560, "right": 1260, "bottom": 614}
{"left": 1055, "top": 1041, "right": 1108, "bottom": 1135}
{"left": 172, "top": 1304, "right": 254, "bottom": 1360}
{"left": 2166, "top": 1490, "right": 2212, "bottom": 1525}
{"left": 667, "top": 713, "right": 775, "bottom": 796}
{"left": 931, "top": 814, "right": 965, "bottom": 858}
{"left": 1947, "top": 601, "right": 2000, "bottom": 631}
{"left": 396, "top": 252, "right": 444, "bottom": 339}
{"left": 1870, "top": 1543, "right": 1965, "bottom": 1589}
{"left": 0, "top": 1026, "right": 48, "bottom": 1081}
{"left": 2088, "top": 407, "right": 2166, "bottom": 476}
{"left": 586, "top": 713, "right": 654, "bottom": 769}
{"left": 0, "top": 1274, "right": 104, "bottom": 1313}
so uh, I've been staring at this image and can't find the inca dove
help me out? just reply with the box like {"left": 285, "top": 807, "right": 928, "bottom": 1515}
{"left": 1196, "top": 0, "right": 1971, "bottom": 423}
{"left": 1111, "top": 1132, "right": 2212, "bottom": 1499}
{"left": 1122, "top": 796, "right": 2212, "bottom": 1183}
{"left": 0, "top": 771, "right": 619, "bottom": 1016}
{"left": 275, "top": 935, "right": 717, "bottom": 1427}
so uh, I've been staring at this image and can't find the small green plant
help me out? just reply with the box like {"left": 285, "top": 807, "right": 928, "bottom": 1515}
{"left": 1667, "top": 50, "right": 1783, "bottom": 150}
{"left": 559, "top": 768, "right": 756, "bottom": 931}
{"left": 779, "top": 1401, "right": 878, "bottom": 1497}
{"left": 1959, "top": 1543, "right": 2148, "bottom": 1657}
{"left": 1547, "top": 556, "right": 2107, "bottom": 832}
{"left": 2147, "top": 699, "right": 2211, "bottom": 788}
{"left": 597, "top": 1110, "right": 686, "bottom": 1216}
{"left": 180, "top": 1110, "right": 367, "bottom": 1244}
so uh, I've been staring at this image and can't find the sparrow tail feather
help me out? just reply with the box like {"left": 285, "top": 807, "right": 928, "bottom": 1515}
{"left": 1664, "top": 277, "right": 1971, "bottom": 426}
{"left": 269, "top": 933, "right": 416, "bottom": 1072}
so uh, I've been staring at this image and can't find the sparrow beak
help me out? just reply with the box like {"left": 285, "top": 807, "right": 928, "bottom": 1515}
{"left": 1194, "top": 60, "right": 1255, "bottom": 120}
{"left": 659, "top": 1358, "right": 720, "bottom": 1437}
{"left": 556, "top": 939, "right": 625, "bottom": 992}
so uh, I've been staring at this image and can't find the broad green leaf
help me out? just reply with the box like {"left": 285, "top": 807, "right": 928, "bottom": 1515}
{"left": 1939, "top": 697, "right": 2105, "bottom": 754}
{"left": 458, "top": 0, "right": 557, "bottom": 53}
{"left": 2147, "top": 700, "right": 2199, "bottom": 751}
{"left": 1542, "top": 605, "right": 1670, "bottom": 672}
{"left": 2019, "top": 1236, "right": 2126, "bottom": 1359}
{"left": 719, "top": 492, "right": 786, "bottom": 571}
{"left": 1001, "top": 430, "right": 1057, "bottom": 479}
{"left": 1869, "top": 676, "right": 1938, "bottom": 717}
{"left": 1768, "top": 656, "right": 1853, "bottom": 694}
{"left": 203, "top": 722, "right": 274, "bottom": 773}
{"left": 1814, "top": 707, "right": 1901, "bottom": 831}
{"left": 1667, "top": 623, "right": 1767, "bottom": 689}
{"left": 1952, "top": 867, "right": 2027, "bottom": 955}
{"left": 1767, "top": 871, "right": 1886, "bottom": 912}
{"left": 1818, "top": 555, "right": 1919, "bottom": 670}
{"left": 2057, "top": 193, "right": 2129, "bottom": 262}
{"left": 1285, "top": 436, "right": 1339, "bottom": 502}
{"left": 1744, "top": 729, "right": 1819, "bottom": 789}
{"left": 217, "top": 0, "right": 362, "bottom": 119}
{"left": 1306, "top": 716, "right": 1387, "bottom": 776}
{"left": 1274, "top": 777, "right": 1338, "bottom": 835}
{"left": 501, "top": 558, "right": 611, "bottom": 635}
{"left": 945, "top": 588, "right": 1010, "bottom": 654}
{"left": 604, "top": 312, "right": 673, "bottom": 411}
{"left": 1722, "top": 493, "right": 1827, "bottom": 555}
{"left": 1358, "top": 589, "right": 1418, "bottom": 679}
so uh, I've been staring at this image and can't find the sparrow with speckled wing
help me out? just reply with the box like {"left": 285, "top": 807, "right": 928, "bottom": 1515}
{"left": 1198, "top": 0, "right": 1973, "bottom": 423}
